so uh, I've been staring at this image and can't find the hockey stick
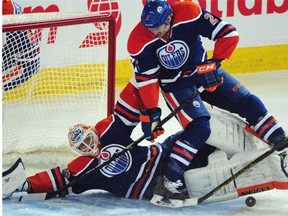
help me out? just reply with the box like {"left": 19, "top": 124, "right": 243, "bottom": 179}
{"left": 19, "top": 87, "right": 204, "bottom": 202}
{"left": 184, "top": 136, "right": 288, "bottom": 206}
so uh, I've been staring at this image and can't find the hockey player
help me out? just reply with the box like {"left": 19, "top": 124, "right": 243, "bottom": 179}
{"left": 2, "top": 112, "right": 212, "bottom": 201}
{"left": 128, "top": 0, "right": 287, "bottom": 205}
{"left": 3, "top": 107, "right": 288, "bottom": 208}
{"left": 2, "top": 0, "right": 40, "bottom": 91}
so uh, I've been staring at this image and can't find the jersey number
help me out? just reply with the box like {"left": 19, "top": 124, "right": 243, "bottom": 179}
{"left": 204, "top": 13, "right": 218, "bottom": 25}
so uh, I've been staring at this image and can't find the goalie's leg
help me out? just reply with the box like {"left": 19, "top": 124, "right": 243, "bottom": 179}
{"left": 2, "top": 158, "right": 30, "bottom": 199}
{"left": 184, "top": 148, "right": 288, "bottom": 204}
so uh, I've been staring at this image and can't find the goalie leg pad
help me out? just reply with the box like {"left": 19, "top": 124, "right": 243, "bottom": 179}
{"left": 206, "top": 106, "right": 267, "bottom": 156}
{"left": 184, "top": 150, "right": 237, "bottom": 202}
{"left": 184, "top": 148, "right": 288, "bottom": 203}
{"left": 2, "top": 158, "right": 27, "bottom": 199}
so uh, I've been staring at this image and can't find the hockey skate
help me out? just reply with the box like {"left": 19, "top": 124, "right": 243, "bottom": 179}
{"left": 2, "top": 158, "right": 28, "bottom": 199}
{"left": 150, "top": 175, "right": 186, "bottom": 208}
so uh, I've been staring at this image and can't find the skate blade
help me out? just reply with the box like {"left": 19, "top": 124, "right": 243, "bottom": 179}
{"left": 150, "top": 194, "right": 184, "bottom": 208}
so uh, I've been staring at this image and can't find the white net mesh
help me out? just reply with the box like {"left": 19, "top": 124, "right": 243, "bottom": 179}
{"left": 2, "top": 13, "right": 115, "bottom": 169}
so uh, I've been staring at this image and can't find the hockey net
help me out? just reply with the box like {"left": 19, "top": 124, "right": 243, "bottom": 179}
{"left": 2, "top": 13, "right": 116, "bottom": 170}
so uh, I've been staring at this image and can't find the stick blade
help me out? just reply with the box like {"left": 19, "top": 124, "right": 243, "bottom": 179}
{"left": 183, "top": 198, "right": 199, "bottom": 206}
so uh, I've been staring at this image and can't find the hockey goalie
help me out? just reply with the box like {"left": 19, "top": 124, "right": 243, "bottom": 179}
{"left": 2, "top": 107, "right": 288, "bottom": 207}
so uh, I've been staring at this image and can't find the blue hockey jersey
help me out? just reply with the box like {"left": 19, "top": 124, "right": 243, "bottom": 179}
{"left": 127, "top": 1, "right": 239, "bottom": 108}
{"left": 27, "top": 114, "right": 171, "bottom": 200}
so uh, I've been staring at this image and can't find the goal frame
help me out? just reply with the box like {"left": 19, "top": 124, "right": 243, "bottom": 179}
{"left": 2, "top": 13, "right": 116, "bottom": 116}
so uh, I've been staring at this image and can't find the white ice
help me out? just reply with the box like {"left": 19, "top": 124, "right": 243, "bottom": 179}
{"left": 2, "top": 71, "right": 288, "bottom": 216}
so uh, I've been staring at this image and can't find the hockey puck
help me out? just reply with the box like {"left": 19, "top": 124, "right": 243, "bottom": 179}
{"left": 245, "top": 196, "right": 256, "bottom": 207}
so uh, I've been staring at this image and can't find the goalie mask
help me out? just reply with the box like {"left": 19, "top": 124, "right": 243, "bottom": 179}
{"left": 68, "top": 124, "right": 100, "bottom": 158}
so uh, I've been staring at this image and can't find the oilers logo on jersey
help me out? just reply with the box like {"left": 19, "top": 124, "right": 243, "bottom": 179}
{"left": 99, "top": 144, "right": 132, "bottom": 178}
{"left": 157, "top": 40, "right": 189, "bottom": 69}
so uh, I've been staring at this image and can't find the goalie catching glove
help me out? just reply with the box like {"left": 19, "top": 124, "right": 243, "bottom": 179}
{"left": 140, "top": 107, "right": 164, "bottom": 142}
{"left": 197, "top": 59, "right": 223, "bottom": 92}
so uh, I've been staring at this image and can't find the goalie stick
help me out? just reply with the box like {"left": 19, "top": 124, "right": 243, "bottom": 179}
{"left": 183, "top": 136, "right": 288, "bottom": 207}
{"left": 18, "top": 87, "right": 204, "bottom": 202}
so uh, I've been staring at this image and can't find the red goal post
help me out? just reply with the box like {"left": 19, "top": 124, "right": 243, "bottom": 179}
{"left": 2, "top": 12, "right": 116, "bottom": 168}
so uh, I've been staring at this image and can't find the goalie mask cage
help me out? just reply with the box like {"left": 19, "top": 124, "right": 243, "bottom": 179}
{"left": 2, "top": 13, "right": 116, "bottom": 168}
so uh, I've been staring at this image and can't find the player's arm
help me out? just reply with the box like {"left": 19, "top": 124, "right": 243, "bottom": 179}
{"left": 127, "top": 23, "right": 161, "bottom": 110}
{"left": 132, "top": 59, "right": 164, "bottom": 142}
{"left": 196, "top": 8, "right": 240, "bottom": 60}
{"left": 2, "top": 158, "right": 68, "bottom": 199}
{"left": 194, "top": 8, "right": 239, "bottom": 92}
{"left": 127, "top": 25, "right": 164, "bottom": 142}
{"left": 2, "top": 155, "right": 99, "bottom": 199}
{"left": 130, "top": 57, "right": 163, "bottom": 142}
{"left": 133, "top": 62, "right": 160, "bottom": 110}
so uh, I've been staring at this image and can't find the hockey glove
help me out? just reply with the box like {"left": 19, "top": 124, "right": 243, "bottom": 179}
{"left": 140, "top": 107, "right": 164, "bottom": 142}
{"left": 197, "top": 59, "right": 223, "bottom": 92}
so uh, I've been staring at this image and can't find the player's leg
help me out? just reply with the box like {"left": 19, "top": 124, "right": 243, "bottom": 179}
{"left": 201, "top": 68, "right": 287, "bottom": 148}
{"left": 151, "top": 86, "right": 211, "bottom": 207}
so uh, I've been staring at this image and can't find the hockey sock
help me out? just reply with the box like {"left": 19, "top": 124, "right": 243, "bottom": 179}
{"left": 164, "top": 117, "right": 210, "bottom": 182}
{"left": 164, "top": 138, "right": 198, "bottom": 182}
{"left": 252, "top": 112, "right": 286, "bottom": 144}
